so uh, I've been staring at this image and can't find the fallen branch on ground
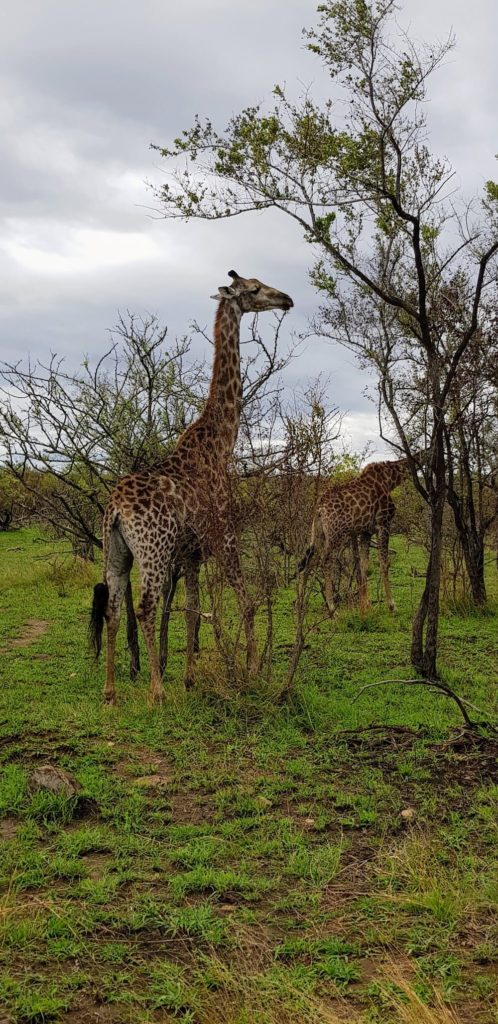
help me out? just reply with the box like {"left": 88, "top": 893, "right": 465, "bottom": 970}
{"left": 353, "top": 677, "right": 496, "bottom": 731}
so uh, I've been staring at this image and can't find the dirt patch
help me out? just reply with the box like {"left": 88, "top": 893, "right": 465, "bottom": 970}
{"left": 113, "top": 747, "right": 174, "bottom": 783}
{"left": 6, "top": 618, "right": 49, "bottom": 649}
{"left": 169, "top": 790, "right": 214, "bottom": 825}
{"left": 0, "top": 817, "right": 18, "bottom": 840}
{"left": 0, "top": 730, "right": 83, "bottom": 765}
{"left": 342, "top": 727, "right": 498, "bottom": 788}
{"left": 62, "top": 1000, "right": 130, "bottom": 1024}
{"left": 82, "top": 852, "right": 113, "bottom": 880}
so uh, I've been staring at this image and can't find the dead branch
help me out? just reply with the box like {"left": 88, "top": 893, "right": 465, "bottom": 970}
{"left": 353, "top": 677, "right": 495, "bottom": 731}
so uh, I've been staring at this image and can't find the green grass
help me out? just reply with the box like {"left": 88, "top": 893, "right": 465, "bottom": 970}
{"left": 0, "top": 527, "right": 497, "bottom": 1023}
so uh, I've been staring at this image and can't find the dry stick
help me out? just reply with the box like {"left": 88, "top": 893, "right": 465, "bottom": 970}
{"left": 283, "top": 571, "right": 332, "bottom": 698}
{"left": 283, "top": 568, "right": 311, "bottom": 697}
{"left": 353, "top": 678, "right": 494, "bottom": 730}
{"left": 337, "top": 723, "right": 421, "bottom": 737}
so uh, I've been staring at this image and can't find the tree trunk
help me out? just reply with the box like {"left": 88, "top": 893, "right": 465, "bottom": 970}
{"left": 463, "top": 533, "right": 487, "bottom": 606}
{"left": 422, "top": 494, "right": 445, "bottom": 677}
{"left": 411, "top": 438, "right": 446, "bottom": 679}
{"left": 447, "top": 490, "right": 487, "bottom": 606}
{"left": 0, "top": 506, "right": 13, "bottom": 531}
{"left": 445, "top": 420, "right": 489, "bottom": 607}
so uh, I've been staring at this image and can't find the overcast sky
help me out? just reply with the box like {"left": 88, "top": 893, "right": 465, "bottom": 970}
{"left": 1, "top": 0, "right": 496, "bottom": 456}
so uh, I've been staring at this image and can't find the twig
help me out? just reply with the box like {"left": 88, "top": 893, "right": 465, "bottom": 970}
{"left": 337, "top": 723, "right": 421, "bottom": 737}
{"left": 353, "top": 677, "right": 494, "bottom": 730}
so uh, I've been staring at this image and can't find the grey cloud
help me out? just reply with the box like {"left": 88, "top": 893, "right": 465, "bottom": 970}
{"left": 0, "top": 0, "right": 496, "bottom": 453}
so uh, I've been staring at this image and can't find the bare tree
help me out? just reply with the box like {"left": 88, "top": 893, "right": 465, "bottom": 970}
{"left": 0, "top": 315, "right": 204, "bottom": 552}
{"left": 442, "top": 293, "right": 498, "bottom": 605}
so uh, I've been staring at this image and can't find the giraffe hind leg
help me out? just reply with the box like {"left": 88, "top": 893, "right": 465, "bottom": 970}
{"left": 183, "top": 560, "right": 201, "bottom": 690}
{"left": 125, "top": 580, "right": 140, "bottom": 681}
{"left": 357, "top": 532, "right": 372, "bottom": 613}
{"left": 322, "top": 557, "right": 337, "bottom": 618}
{"left": 136, "top": 577, "right": 166, "bottom": 706}
{"left": 103, "top": 528, "right": 133, "bottom": 704}
{"left": 159, "top": 567, "right": 180, "bottom": 678}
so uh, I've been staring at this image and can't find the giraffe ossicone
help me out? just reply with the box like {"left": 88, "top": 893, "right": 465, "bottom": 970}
{"left": 89, "top": 272, "right": 293, "bottom": 705}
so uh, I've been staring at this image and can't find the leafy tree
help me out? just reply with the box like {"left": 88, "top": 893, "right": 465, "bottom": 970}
{"left": 153, "top": 0, "right": 498, "bottom": 678}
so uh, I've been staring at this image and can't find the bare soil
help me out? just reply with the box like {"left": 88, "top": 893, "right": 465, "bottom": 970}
{"left": 5, "top": 618, "right": 49, "bottom": 649}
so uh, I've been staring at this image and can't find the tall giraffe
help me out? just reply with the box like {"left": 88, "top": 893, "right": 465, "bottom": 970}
{"left": 90, "top": 271, "right": 293, "bottom": 705}
{"left": 298, "top": 458, "right": 411, "bottom": 614}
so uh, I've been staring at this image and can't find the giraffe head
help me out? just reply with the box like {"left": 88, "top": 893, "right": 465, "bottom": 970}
{"left": 211, "top": 270, "right": 293, "bottom": 313}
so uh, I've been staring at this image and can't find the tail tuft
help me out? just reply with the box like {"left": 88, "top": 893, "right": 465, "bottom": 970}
{"left": 297, "top": 545, "right": 315, "bottom": 574}
{"left": 89, "top": 582, "right": 109, "bottom": 658}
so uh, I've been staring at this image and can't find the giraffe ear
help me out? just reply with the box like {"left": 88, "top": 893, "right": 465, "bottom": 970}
{"left": 210, "top": 285, "right": 235, "bottom": 300}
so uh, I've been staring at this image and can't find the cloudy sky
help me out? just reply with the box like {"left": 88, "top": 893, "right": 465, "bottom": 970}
{"left": 1, "top": 0, "right": 496, "bottom": 455}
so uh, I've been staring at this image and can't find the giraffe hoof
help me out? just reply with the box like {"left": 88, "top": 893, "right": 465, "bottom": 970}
{"left": 104, "top": 694, "right": 116, "bottom": 706}
{"left": 184, "top": 676, "right": 195, "bottom": 691}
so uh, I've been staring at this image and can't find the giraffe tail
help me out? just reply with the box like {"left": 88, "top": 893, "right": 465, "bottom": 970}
{"left": 89, "top": 582, "right": 109, "bottom": 658}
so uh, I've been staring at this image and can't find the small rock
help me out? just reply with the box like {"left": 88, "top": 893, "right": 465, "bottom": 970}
{"left": 133, "top": 774, "right": 169, "bottom": 788}
{"left": 400, "top": 806, "right": 416, "bottom": 821}
{"left": 29, "top": 765, "right": 82, "bottom": 797}
{"left": 304, "top": 817, "right": 316, "bottom": 828}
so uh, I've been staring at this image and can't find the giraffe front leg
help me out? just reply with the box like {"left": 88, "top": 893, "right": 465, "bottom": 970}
{"left": 320, "top": 536, "right": 340, "bottom": 619}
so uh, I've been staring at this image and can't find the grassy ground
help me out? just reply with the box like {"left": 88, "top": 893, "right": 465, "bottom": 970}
{"left": 0, "top": 527, "right": 497, "bottom": 1024}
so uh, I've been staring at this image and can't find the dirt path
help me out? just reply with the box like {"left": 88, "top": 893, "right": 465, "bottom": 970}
{"left": 5, "top": 618, "right": 49, "bottom": 649}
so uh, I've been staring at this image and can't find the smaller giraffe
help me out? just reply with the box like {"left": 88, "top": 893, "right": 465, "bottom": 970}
{"left": 298, "top": 458, "right": 412, "bottom": 614}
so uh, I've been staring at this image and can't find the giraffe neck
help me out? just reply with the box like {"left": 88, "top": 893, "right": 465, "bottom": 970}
{"left": 382, "top": 459, "right": 409, "bottom": 491}
{"left": 200, "top": 299, "right": 243, "bottom": 455}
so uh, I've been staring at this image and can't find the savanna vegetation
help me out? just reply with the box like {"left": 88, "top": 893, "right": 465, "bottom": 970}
{"left": 1, "top": 528, "right": 497, "bottom": 1024}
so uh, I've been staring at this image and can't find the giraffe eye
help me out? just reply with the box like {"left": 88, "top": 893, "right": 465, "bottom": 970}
{"left": 250, "top": 286, "right": 260, "bottom": 294}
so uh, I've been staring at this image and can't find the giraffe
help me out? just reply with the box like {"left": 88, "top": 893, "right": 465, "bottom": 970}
{"left": 89, "top": 271, "right": 293, "bottom": 705}
{"left": 298, "top": 458, "right": 411, "bottom": 615}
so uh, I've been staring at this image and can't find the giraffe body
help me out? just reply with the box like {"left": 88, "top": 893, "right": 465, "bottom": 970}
{"left": 90, "top": 273, "right": 293, "bottom": 704}
{"left": 301, "top": 459, "right": 410, "bottom": 614}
